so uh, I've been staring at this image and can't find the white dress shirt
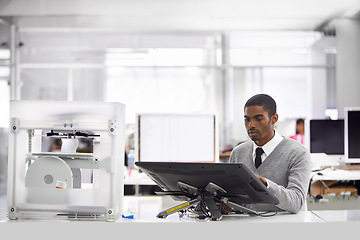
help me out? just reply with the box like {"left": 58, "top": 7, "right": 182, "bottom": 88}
{"left": 252, "top": 129, "right": 284, "bottom": 187}
{"left": 252, "top": 129, "right": 284, "bottom": 163}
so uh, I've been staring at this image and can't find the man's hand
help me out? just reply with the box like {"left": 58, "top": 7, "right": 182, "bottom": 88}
{"left": 254, "top": 174, "right": 268, "bottom": 187}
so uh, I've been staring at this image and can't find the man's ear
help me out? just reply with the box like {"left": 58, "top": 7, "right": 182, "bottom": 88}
{"left": 271, "top": 113, "right": 278, "bottom": 125}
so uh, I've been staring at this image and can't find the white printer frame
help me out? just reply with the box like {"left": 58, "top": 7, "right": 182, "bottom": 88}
{"left": 7, "top": 101, "right": 125, "bottom": 221}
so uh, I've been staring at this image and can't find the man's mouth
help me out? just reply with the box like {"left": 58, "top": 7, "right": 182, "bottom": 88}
{"left": 248, "top": 130, "right": 259, "bottom": 136}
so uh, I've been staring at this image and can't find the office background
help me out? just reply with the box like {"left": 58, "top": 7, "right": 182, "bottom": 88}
{"left": 1, "top": 0, "right": 360, "bottom": 210}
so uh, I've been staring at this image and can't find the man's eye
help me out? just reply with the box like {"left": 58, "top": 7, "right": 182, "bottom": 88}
{"left": 244, "top": 118, "right": 250, "bottom": 122}
{"left": 255, "top": 117, "right": 263, "bottom": 121}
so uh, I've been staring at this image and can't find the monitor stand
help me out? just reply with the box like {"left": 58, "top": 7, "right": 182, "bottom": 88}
{"left": 155, "top": 181, "right": 259, "bottom": 221}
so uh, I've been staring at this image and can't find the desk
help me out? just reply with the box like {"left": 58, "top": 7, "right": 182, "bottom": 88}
{"left": 3, "top": 195, "right": 360, "bottom": 239}
{"left": 313, "top": 209, "right": 360, "bottom": 222}
{"left": 219, "top": 151, "right": 231, "bottom": 158}
{"left": 120, "top": 196, "right": 323, "bottom": 223}
{"left": 0, "top": 195, "right": 323, "bottom": 223}
{"left": 311, "top": 168, "right": 360, "bottom": 181}
{"left": 310, "top": 167, "right": 360, "bottom": 196}
{"left": 124, "top": 169, "right": 157, "bottom": 195}
{"left": 124, "top": 169, "right": 157, "bottom": 185}
{"left": 310, "top": 154, "right": 360, "bottom": 180}
{"left": 123, "top": 170, "right": 156, "bottom": 186}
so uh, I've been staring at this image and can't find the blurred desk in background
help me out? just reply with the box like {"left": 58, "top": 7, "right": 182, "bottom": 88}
{"left": 310, "top": 166, "right": 360, "bottom": 196}
{"left": 219, "top": 151, "right": 231, "bottom": 162}
{"left": 124, "top": 169, "right": 157, "bottom": 195}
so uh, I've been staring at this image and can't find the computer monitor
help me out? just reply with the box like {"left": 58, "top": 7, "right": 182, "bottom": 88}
{"left": 135, "top": 113, "right": 218, "bottom": 163}
{"left": 345, "top": 108, "right": 360, "bottom": 163}
{"left": 135, "top": 161, "right": 279, "bottom": 220}
{"left": 309, "top": 119, "right": 344, "bottom": 155}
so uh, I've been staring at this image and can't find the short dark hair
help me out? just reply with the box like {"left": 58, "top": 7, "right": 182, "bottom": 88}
{"left": 296, "top": 118, "right": 304, "bottom": 125}
{"left": 244, "top": 94, "right": 277, "bottom": 117}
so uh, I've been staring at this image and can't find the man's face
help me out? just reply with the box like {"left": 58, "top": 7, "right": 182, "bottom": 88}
{"left": 244, "top": 105, "right": 278, "bottom": 146}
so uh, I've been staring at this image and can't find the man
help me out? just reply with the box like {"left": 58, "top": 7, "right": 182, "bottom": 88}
{"left": 229, "top": 94, "right": 311, "bottom": 213}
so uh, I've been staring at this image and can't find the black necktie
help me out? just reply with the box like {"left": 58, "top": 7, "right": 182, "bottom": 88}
{"left": 255, "top": 147, "right": 264, "bottom": 169}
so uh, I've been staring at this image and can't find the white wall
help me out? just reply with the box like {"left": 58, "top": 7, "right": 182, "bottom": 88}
{"left": 308, "top": 43, "right": 328, "bottom": 119}
{"left": 336, "top": 19, "right": 360, "bottom": 118}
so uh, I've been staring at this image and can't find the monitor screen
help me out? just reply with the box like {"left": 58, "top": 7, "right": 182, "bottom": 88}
{"left": 345, "top": 108, "right": 360, "bottom": 163}
{"left": 136, "top": 114, "right": 218, "bottom": 163}
{"left": 135, "top": 161, "right": 279, "bottom": 206}
{"left": 310, "top": 119, "right": 344, "bottom": 155}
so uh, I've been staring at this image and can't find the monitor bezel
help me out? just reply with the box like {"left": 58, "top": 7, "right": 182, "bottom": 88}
{"left": 345, "top": 107, "right": 360, "bottom": 163}
{"left": 309, "top": 119, "right": 344, "bottom": 155}
{"left": 135, "top": 161, "right": 279, "bottom": 206}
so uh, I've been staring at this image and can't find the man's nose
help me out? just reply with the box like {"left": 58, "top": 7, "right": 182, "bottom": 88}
{"left": 249, "top": 119, "right": 256, "bottom": 128}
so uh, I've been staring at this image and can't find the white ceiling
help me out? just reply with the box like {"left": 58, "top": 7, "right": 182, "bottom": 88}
{"left": 0, "top": 0, "right": 360, "bottom": 31}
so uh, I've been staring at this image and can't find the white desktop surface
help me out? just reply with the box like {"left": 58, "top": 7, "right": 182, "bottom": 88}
{"left": 120, "top": 196, "right": 323, "bottom": 223}
{"left": 311, "top": 168, "right": 360, "bottom": 181}
{"left": 0, "top": 195, "right": 322, "bottom": 223}
{"left": 123, "top": 169, "right": 156, "bottom": 185}
{"left": 310, "top": 153, "right": 360, "bottom": 181}
{"left": 2, "top": 195, "right": 360, "bottom": 240}
{"left": 312, "top": 209, "right": 360, "bottom": 222}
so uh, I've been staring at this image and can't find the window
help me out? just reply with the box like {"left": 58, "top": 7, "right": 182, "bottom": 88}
{"left": 228, "top": 31, "right": 335, "bottom": 144}
{"left": 105, "top": 48, "right": 214, "bottom": 123}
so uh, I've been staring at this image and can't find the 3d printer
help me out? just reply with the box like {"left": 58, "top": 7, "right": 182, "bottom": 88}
{"left": 7, "top": 100, "right": 125, "bottom": 221}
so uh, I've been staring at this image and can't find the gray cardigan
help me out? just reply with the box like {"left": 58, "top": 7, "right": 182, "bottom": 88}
{"left": 229, "top": 137, "right": 311, "bottom": 213}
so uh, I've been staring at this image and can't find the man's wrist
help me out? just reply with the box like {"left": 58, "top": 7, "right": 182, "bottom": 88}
{"left": 264, "top": 178, "right": 270, "bottom": 188}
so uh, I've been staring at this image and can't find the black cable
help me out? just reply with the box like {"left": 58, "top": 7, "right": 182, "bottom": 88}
{"left": 257, "top": 211, "right": 278, "bottom": 217}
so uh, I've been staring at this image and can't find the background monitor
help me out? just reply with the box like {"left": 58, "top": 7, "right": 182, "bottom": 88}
{"left": 135, "top": 113, "right": 218, "bottom": 163}
{"left": 345, "top": 108, "right": 360, "bottom": 163}
{"left": 309, "top": 119, "right": 344, "bottom": 155}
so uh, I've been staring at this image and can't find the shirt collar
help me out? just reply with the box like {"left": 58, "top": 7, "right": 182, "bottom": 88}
{"left": 252, "top": 129, "right": 284, "bottom": 157}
